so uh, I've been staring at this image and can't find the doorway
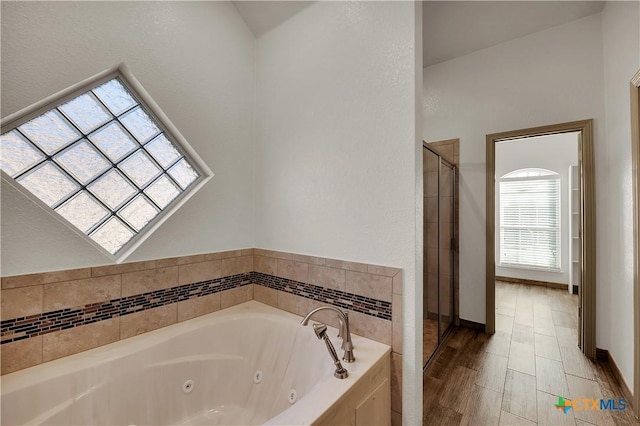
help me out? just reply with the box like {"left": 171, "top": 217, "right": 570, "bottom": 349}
{"left": 486, "top": 120, "right": 596, "bottom": 357}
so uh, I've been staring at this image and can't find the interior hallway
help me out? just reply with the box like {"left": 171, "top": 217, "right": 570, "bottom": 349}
{"left": 423, "top": 282, "right": 638, "bottom": 425}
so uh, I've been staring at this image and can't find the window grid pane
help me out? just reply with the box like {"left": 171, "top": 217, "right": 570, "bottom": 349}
{"left": 55, "top": 191, "right": 110, "bottom": 233}
{"left": 0, "top": 131, "right": 45, "bottom": 177}
{"left": 88, "top": 169, "right": 138, "bottom": 210}
{"left": 145, "top": 134, "right": 181, "bottom": 167}
{"left": 58, "top": 92, "right": 112, "bottom": 134}
{"left": 92, "top": 79, "right": 137, "bottom": 116}
{"left": 17, "top": 162, "right": 79, "bottom": 207}
{"left": 144, "top": 175, "right": 180, "bottom": 209}
{"left": 169, "top": 158, "right": 198, "bottom": 189}
{"left": 17, "top": 110, "right": 81, "bottom": 155}
{"left": 119, "top": 106, "right": 161, "bottom": 144}
{"left": 90, "top": 217, "right": 135, "bottom": 255}
{"left": 54, "top": 140, "right": 111, "bottom": 184}
{"left": 0, "top": 76, "right": 201, "bottom": 255}
{"left": 118, "top": 195, "right": 159, "bottom": 231}
{"left": 88, "top": 122, "right": 139, "bottom": 163}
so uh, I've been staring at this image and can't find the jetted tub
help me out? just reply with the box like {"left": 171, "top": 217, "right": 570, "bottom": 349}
{"left": 1, "top": 301, "right": 391, "bottom": 425}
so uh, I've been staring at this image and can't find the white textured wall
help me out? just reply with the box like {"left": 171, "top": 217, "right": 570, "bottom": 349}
{"left": 495, "top": 133, "right": 578, "bottom": 285}
{"left": 423, "top": 14, "right": 606, "bottom": 324}
{"left": 601, "top": 0, "right": 639, "bottom": 393}
{"left": 254, "top": 2, "right": 421, "bottom": 422}
{"left": 1, "top": 1, "right": 256, "bottom": 275}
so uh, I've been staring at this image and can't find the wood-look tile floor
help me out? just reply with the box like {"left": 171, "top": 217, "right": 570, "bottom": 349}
{"left": 423, "top": 282, "right": 639, "bottom": 425}
{"left": 424, "top": 318, "right": 439, "bottom": 366}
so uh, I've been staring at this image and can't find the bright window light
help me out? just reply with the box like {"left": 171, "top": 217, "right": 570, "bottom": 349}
{"left": 502, "top": 168, "right": 558, "bottom": 179}
{"left": 1, "top": 69, "right": 208, "bottom": 257}
{"left": 499, "top": 168, "right": 561, "bottom": 271}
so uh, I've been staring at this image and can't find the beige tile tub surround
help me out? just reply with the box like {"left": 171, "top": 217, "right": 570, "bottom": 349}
{"left": 308, "top": 264, "right": 346, "bottom": 291}
{"left": 177, "top": 293, "right": 221, "bottom": 322}
{"left": 277, "top": 258, "right": 308, "bottom": 282}
{"left": 1, "top": 267, "right": 92, "bottom": 289}
{"left": 252, "top": 249, "right": 404, "bottom": 423}
{"left": 122, "top": 266, "right": 178, "bottom": 297}
{"left": 43, "top": 317, "right": 120, "bottom": 362}
{"left": 0, "top": 250, "right": 255, "bottom": 374}
{"left": 1, "top": 247, "right": 402, "bottom": 422}
{"left": 1, "top": 285, "right": 43, "bottom": 320}
{"left": 43, "top": 275, "right": 121, "bottom": 312}
{"left": 346, "top": 271, "right": 393, "bottom": 303}
{"left": 220, "top": 284, "right": 254, "bottom": 309}
{"left": 177, "top": 261, "right": 220, "bottom": 286}
{"left": 120, "top": 303, "right": 179, "bottom": 340}
{"left": 0, "top": 336, "right": 43, "bottom": 375}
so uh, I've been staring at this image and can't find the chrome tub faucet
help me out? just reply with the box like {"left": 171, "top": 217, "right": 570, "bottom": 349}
{"left": 312, "top": 323, "right": 348, "bottom": 379}
{"left": 300, "top": 306, "right": 355, "bottom": 363}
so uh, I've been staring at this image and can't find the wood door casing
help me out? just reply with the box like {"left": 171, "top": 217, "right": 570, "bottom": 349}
{"left": 486, "top": 120, "right": 596, "bottom": 359}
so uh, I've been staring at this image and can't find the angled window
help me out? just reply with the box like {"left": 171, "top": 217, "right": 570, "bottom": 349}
{"left": 499, "top": 168, "right": 561, "bottom": 271}
{"left": 1, "top": 65, "right": 212, "bottom": 261}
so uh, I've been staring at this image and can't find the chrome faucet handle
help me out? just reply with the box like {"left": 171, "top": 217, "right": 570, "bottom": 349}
{"left": 339, "top": 312, "right": 355, "bottom": 362}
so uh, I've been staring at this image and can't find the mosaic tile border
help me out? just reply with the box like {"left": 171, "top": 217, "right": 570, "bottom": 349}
{"left": 253, "top": 272, "right": 392, "bottom": 321}
{"left": 1, "top": 271, "right": 392, "bottom": 345}
{"left": 0, "top": 273, "right": 251, "bottom": 345}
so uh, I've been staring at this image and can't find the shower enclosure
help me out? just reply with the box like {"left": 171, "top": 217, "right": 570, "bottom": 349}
{"left": 423, "top": 144, "right": 456, "bottom": 368}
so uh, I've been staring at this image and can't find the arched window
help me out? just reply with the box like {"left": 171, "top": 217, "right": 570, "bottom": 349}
{"left": 502, "top": 168, "right": 557, "bottom": 178}
{"left": 499, "top": 168, "right": 561, "bottom": 270}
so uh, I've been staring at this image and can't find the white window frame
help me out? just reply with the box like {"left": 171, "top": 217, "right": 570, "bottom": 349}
{"left": 498, "top": 169, "right": 562, "bottom": 272}
{"left": 0, "top": 63, "right": 213, "bottom": 263}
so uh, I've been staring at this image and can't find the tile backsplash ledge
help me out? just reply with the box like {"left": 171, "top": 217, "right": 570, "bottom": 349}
{"left": 0, "top": 248, "right": 402, "bottom": 374}
{"left": 1, "top": 248, "right": 405, "bottom": 424}
{"left": 1, "top": 273, "right": 253, "bottom": 345}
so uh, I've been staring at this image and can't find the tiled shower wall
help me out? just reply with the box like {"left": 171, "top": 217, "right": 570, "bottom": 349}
{"left": 0, "top": 248, "right": 403, "bottom": 423}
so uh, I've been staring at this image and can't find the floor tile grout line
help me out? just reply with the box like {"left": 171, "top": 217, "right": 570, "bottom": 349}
{"left": 534, "top": 353, "right": 563, "bottom": 363}
{"left": 501, "top": 330, "right": 514, "bottom": 418}
{"left": 564, "top": 371, "right": 599, "bottom": 382}
{"left": 506, "top": 367, "right": 536, "bottom": 378}
{"left": 537, "top": 388, "right": 568, "bottom": 399}
{"left": 502, "top": 407, "right": 538, "bottom": 425}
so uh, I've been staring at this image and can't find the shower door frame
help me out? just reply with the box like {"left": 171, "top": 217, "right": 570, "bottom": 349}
{"left": 423, "top": 143, "right": 457, "bottom": 368}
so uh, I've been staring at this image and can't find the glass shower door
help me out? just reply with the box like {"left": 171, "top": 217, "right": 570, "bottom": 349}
{"left": 438, "top": 161, "right": 454, "bottom": 340}
{"left": 423, "top": 148, "right": 439, "bottom": 365}
{"left": 423, "top": 146, "right": 456, "bottom": 368}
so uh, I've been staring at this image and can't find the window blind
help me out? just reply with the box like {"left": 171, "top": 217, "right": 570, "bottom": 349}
{"left": 499, "top": 177, "right": 561, "bottom": 270}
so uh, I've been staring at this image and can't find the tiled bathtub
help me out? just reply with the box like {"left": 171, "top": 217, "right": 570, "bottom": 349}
{"left": 1, "top": 301, "right": 390, "bottom": 425}
{"left": 1, "top": 248, "right": 404, "bottom": 424}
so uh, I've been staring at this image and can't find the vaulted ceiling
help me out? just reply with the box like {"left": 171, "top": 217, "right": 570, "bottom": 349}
{"left": 422, "top": 1, "right": 605, "bottom": 67}
{"left": 232, "top": 1, "right": 605, "bottom": 67}
{"left": 232, "top": 1, "right": 313, "bottom": 38}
